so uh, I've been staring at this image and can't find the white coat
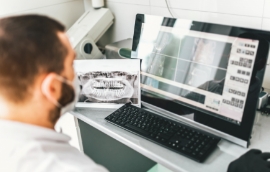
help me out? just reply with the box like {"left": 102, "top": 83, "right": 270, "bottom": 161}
{"left": 0, "top": 119, "right": 108, "bottom": 172}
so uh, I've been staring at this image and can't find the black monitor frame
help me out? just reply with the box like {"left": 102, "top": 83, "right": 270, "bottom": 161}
{"left": 132, "top": 14, "right": 270, "bottom": 147}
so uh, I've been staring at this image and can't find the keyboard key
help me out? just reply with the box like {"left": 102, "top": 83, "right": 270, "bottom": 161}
{"left": 158, "top": 133, "right": 171, "bottom": 140}
{"left": 125, "top": 124, "right": 150, "bottom": 136}
{"left": 161, "top": 138, "right": 166, "bottom": 142}
{"left": 205, "top": 145, "right": 211, "bottom": 150}
{"left": 184, "top": 148, "right": 192, "bottom": 153}
{"left": 192, "top": 152, "right": 197, "bottom": 156}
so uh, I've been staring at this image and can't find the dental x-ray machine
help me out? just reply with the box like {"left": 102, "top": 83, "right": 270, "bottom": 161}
{"left": 67, "top": 8, "right": 114, "bottom": 59}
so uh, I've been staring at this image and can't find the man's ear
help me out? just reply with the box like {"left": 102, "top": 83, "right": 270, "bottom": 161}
{"left": 41, "top": 73, "right": 61, "bottom": 107}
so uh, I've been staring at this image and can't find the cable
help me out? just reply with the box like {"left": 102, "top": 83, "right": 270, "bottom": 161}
{"left": 165, "top": 0, "right": 174, "bottom": 18}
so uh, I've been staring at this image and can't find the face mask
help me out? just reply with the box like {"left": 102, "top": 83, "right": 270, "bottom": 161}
{"left": 60, "top": 76, "right": 80, "bottom": 115}
{"left": 47, "top": 75, "right": 80, "bottom": 115}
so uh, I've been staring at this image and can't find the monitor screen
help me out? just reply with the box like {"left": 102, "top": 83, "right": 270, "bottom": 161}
{"left": 131, "top": 14, "right": 270, "bottom": 145}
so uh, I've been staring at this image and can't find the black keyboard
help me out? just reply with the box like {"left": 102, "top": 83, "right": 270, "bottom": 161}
{"left": 105, "top": 103, "right": 221, "bottom": 162}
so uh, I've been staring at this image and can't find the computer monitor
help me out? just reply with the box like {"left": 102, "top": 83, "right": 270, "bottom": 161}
{"left": 131, "top": 14, "right": 270, "bottom": 147}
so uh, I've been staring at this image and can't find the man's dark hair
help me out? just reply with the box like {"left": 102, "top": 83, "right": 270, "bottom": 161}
{"left": 0, "top": 15, "right": 67, "bottom": 103}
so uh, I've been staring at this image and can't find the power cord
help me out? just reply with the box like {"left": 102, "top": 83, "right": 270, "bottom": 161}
{"left": 165, "top": 0, "right": 174, "bottom": 18}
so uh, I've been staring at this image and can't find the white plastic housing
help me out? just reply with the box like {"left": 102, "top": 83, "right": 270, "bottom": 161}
{"left": 92, "top": 0, "right": 104, "bottom": 9}
{"left": 67, "top": 8, "right": 114, "bottom": 59}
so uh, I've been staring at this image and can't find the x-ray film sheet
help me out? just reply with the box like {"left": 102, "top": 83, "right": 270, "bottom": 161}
{"left": 74, "top": 59, "right": 141, "bottom": 108}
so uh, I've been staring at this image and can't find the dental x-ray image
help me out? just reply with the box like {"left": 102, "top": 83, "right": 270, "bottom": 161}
{"left": 74, "top": 59, "right": 141, "bottom": 107}
{"left": 78, "top": 71, "right": 139, "bottom": 104}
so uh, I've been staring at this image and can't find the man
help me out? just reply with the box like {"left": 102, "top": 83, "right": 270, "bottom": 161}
{"left": 0, "top": 15, "right": 108, "bottom": 172}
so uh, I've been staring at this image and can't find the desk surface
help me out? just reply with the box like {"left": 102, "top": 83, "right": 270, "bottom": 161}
{"left": 71, "top": 108, "right": 270, "bottom": 172}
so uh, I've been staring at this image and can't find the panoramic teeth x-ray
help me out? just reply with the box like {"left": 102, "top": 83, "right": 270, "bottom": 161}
{"left": 74, "top": 59, "right": 141, "bottom": 107}
{"left": 78, "top": 71, "right": 139, "bottom": 104}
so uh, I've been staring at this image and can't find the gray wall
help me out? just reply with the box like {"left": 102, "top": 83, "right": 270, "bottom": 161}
{"left": 0, "top": 0, "right": 85, "bottom": 29}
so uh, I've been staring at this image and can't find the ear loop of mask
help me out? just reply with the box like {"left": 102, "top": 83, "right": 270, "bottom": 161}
{"left": 42, "top": 75, "right": 74, "bottom": 109}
